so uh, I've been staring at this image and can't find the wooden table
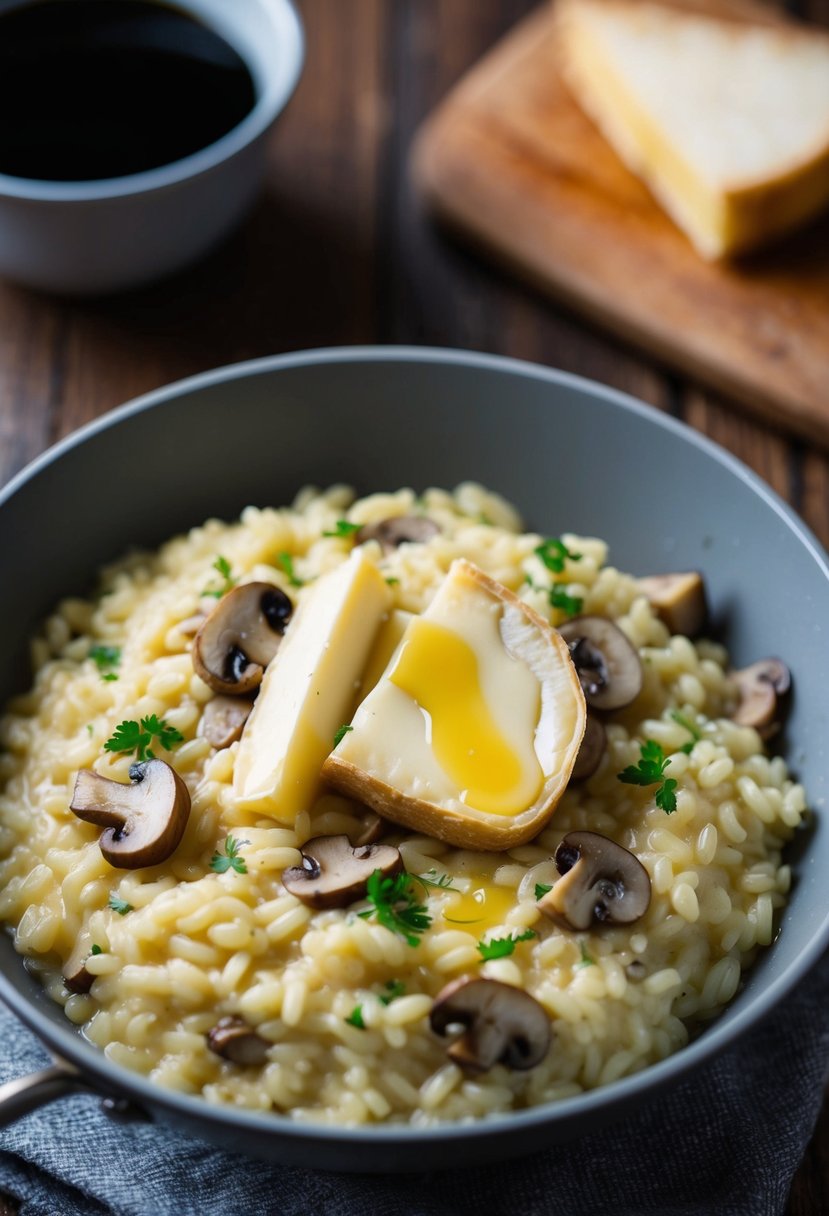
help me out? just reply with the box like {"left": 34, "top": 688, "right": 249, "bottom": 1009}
{"left": 0, "top": 1, "right": 826, "bottom": 1210}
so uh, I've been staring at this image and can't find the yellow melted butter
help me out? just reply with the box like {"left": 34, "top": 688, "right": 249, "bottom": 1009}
{"left": 389, "top": 617, "right": 543, "bottom": 815}
{"left": 442, "top": 882, "right": 516, "bottom": 930}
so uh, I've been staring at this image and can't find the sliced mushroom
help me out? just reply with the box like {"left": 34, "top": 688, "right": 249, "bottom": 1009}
{"left": 351, "top": 811, "right": 386, "bottom": 848}
{"left": 558, "top": 617, "right": 643, "bottom": 711}
{"left": 430, "top": 977, "right": 551, "bottom": 1073}
{"left": 70, "top": 760, "right": 191, "bottom": 869}
{"left": 281, "top": 834, "right": 402, "bottom": 909}
{"left": 207, "top": 1016, "right": 269, "bottom": 1066}
{"left": 731, "top": 658, "right": 791, "bottom": 739}
{"left": 570, "top": 714, "right": 607, "bottom": 782}
{"left": 198, "top": 696, "right": 253, "bottom": 749}
{"left": 638, "top": 572, "right": 708, "bottom": 637}
{"left": 63, "top": 939, "right": 96, "bottom": 994}
{"left": 192, "top": 581, "right": 293, "bottom": 696}
{"left": 355, "top": 516, "right": 440, "bottom": 551}
{"left": 538, "top": 830, "right": 651, "bottom": 931}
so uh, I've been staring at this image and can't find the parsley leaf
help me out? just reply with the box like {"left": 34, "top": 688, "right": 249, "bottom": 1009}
{"left": 323, "top": 520, "right": 361, "bottom": 539}
{"left": 534, "top": 883, "right": 552, "bottom": 901}
{"left": 385, "top": 577, "right": 400, "bottom": 587}
{"left": 549, "top": 585, "right": 583, "bottom": 616}
{"left": 108, "top": 895, "right": 133, "bottom": 916}
{"left": 333, "top": 724, "right": 353, "bottom": 747}
{"left": 89, "top": 644, "right": 121, "bottom": 680}
{"left": 575, "top": 941, "right": 595, "bottom": 969}
{"left": 535, "top": 538, "right": 582, "bottom": 574}
{"left": 379, "top": 980, "right": 406, "bottom": 1005}
{"left": 90, "top": 944, "right": 103, "bottom": 956}
{"left": 359, "top": 870, "right": 431, "bottom": 946}
{"left": 477, "top": 929, "right": 536, "bottom": 962}
{"left": 413, "top": 869, "right": 460, "bottom": 893}
{"left": 202, "top": 555, "right": 237, "bottom": 599}
{"left": 277, "top": 552, "right": 304, "bottom": 587}
{"left": 618, "top": 739, "right": 678, "bottom": 814}
{"left": 210, "top": 835, "right": 249, "bottom": 875}
{"left": 345, "top": 1005, "right": 365, "bottom": 1029}
{"left": 103, "top": 715, "right": 184, "bottom": 762}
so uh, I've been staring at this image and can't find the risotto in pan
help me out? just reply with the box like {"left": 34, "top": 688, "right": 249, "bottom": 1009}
{"left": 0, "top": 484, "right": 805, "bottom": 1124}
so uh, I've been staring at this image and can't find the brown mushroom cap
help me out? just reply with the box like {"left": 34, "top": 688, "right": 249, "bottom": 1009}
{"left": 731, "top": 658, "right": 791, "bottom": 739}
{"left": 192, "top": 582, "right": 293, "bottom": 696}
{"left": 558, "top": 617, "right": 643, "bottom": 711}
{"left": 570, "top": 714, "right": 607, "bottom": 782}
{"left": 430, "top": 977, "right": 551, "bottom": 1072}
{"left": 639, "top": 572, "right": 708, "bottom": 637}
{"left": 355, "top": 516, "right": 440, "bottom": 552}
{"left": 70, "top": 760, "right": 191, "bottom": 869}
{"left": 281, "top": 834, "right": 402, "bottom": 909}
{"left": 63, "top": 939, "right": 97, "bottom": 994}
{"left": 351, "top": 812, "right": 386, "bottom": 848}
{"left": 198, "top": 696, "right": 253, "bottom": 749}
{"left": 538, "top": 830, "right": 651, "bottom": 931}
{"left": 207, "top": 1016, "right": 270, "bottom": 1066}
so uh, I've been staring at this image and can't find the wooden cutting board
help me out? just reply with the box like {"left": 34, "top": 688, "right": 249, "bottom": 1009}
{"left": 411, "top": 1, "right": 829, "bottom": 446}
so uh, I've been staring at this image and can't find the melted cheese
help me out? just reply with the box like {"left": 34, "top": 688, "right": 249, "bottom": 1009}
{"left": 389, "top": 617, "right": 543, "bottom": 815}
{"left": 324, "top": 560, "right": 586, "bottom": 848}
{"left": 232, "top": 550, "right": 392, "bottom": 820}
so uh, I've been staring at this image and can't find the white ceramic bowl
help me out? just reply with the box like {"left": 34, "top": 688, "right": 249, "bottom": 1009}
{"left": 0, "top": 0, "right": 304, "bottom": 294}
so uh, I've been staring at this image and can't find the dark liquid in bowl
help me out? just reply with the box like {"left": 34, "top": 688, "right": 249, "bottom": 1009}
{"left": 0, "top": 0, "right": 257, "bottom": 181}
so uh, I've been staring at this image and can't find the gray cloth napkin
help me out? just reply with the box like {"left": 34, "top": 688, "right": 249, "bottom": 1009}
{"left": 0, "top": 952, "right": 827, "bottom": 1216}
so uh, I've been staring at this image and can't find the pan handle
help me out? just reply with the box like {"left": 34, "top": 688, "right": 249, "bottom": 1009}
{"left": 0, "top": 1058, "right": 93, "bottom": 1126}
{"left": 0, "top": 1055, "right": 150, "bottom": 1126}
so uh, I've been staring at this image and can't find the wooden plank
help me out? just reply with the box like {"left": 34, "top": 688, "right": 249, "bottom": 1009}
{"left": 411, "top": 0, "right": 829, "bottom": 445}
{"left": 52, "top": 0, "right": 391, "bottom": 441}
{"left": 387, "top": 0, "right": 671, "bottom": 410}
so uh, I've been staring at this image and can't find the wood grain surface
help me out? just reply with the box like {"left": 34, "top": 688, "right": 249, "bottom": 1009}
{"left": 0, "top": 0, "right": 826, "bottom": 1211}
{"left": 411, "top": 0, "right": 829, "bottom": 446}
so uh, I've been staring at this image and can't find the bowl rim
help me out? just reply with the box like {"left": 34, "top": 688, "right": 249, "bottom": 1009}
{"left": 0, "top": 0, "right": 305, "bottom": 202}
{"left": 0, "top": 343, "right": 827, "bottom": 1148}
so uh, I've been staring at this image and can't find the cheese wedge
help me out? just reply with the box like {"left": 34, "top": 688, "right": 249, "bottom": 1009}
{"left": 323, "top": 560, "right": 586, "bottom": 850}
{"left": 558, "top": 0, "right": 829, "bottom": 258}
{"left": 233, "top": 550, "right": 392, "bottom": 821}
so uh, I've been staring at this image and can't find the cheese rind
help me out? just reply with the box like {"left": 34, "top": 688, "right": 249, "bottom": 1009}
{"left": 232, "top": 550, "right": 392, "bottom": 821}
{"left": 323, "top": 560, "right": 586, "bottom": 850}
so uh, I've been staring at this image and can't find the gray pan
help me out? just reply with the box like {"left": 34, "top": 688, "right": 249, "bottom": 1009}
{"left": 0, "top": 347, "right": 826, "bottom": 1171}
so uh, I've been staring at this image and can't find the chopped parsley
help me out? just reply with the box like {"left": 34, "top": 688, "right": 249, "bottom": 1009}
{"left": 575, "top": 942, "right": 595, "bottom": 969}
{"left": 379, "top": 980, "right": 406, "bottom": 1005}
{"left": 534, "top": 883, "right": 553, "bottom": 901}
{"left": 210, "top": 835, "right": 248, "bottom": 875}
{"left": 345, "top": 1005, "right": 365, "bottom": 1029}
{"left": 618, "top": 739, "right": 678, "bottom": 814}
{"left": 385, "top": 577, "right": 400, "bottom": 587}
{"left": 477, "top": 929, "right": 536, "bottom": 962}
{"left": 203, "top": 555, "right": 237, "bottom": 599}
{"left": 277, "top": 552, "right": 304, "bottom": 587}
{"left": 86, "top": 724, "right": 94, "bottom": 737}
{"left": 323, "top": 520, "right": 361, "bottom": 539}
{"left": 104, "top": 715, "right": 184, "bottom": 762}
{"left": 333, "top": 724, "right": 353, "bottom": 747}
{"left": 108, "top": 895, "right": 133, "bottom": 916}
{"left": 535, "top": 538, "right": 582, "bottom": 574}
{"left": 89, "top": 644, "right": 120, "bottom": 681}
{"left": 359, "top": 870, "right": 431, "bottom": 947}
{"left": 670, "top": 709, "right": 701, "bottom": 754}
{"left": 549, "top": 585, "right": 583, "bottom": 617}
{"left": 90, "top": 944, "right": 103, "bottom": 956}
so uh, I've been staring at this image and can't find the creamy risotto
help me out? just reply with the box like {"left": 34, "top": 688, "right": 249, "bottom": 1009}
{"left": 0, "top": 484, "right": 806, "bottom": 1125}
